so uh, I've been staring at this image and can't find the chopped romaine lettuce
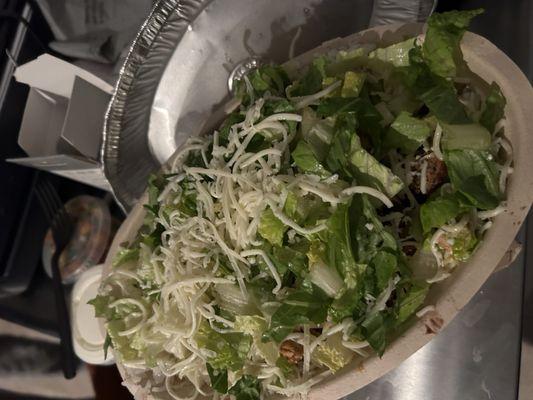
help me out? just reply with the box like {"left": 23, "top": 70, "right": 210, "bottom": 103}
{"left": 263, "top": 285, "right": 331, "bottom": 343}
{"left": 423, "top": 9, "right": 484, "bottom": 78}
{"left": 385, "top": 111, "right": 431, "bottom": 153}
{"left": 229, "top": 375, "right": 261, "bottom": 400}
{"left": 326, "top": 202, "right": 358, "bottom": 280}
{"left": 361, "top": 311, "right": 389, "bottom": 356}
{"left": 312, "top": 333, "right": 354, "bottom": 372}
{"left": 289, "top": 58, "right": 328, "bottom": 96}
{"left": 271, "top": 245, "right": 308, "bottom": 278}
{"left": 215, "top": 283, "right": 255, "bottom": 315}
{"left": 112, "top": 247, "right": 139, "bottom": 268}
{"left": 325, "top": 113, "right": 358, "bottom": 178}
{"left": 195, "top": 323, "right": 252, "bottom": 371}
{"left": 258, "top": 207, "right": 287, "bottom": 246}
{"left": 371, "top": 250, "right": 398, "bottom": 292}
{"left": 396, "top": 281, "right": 429, "bottom": 323}
{"left": 207, "top": 364, "right": 228, "bottom": 394}
{"left": 350, "top": 148, "right": 404, "bottom": 198}
{"left": 369, "top": 38, "right": 416, "bottom": 67}
{"left": 440, "top": 123, "right": 491, "bottom": 150}
{"left": 300, "top": 110, "right": 335, "bottom": 161}
{"left": 88, "top": 295, "right": 115, "bottom": 320}
{"left": 480, "top": 82, "right": 506, "bottom": 133}
{"left": 292, "top": 141, "right": 331, "bottom": 177}
{"left": 420, "top": 192, "right": 472, "bottom": 233}
{"left": 237, "top": 64, "right": 290, "bottom": 105}
{"left": 235, "top": 316, "right": 278, "bottom": 365}
{"left": 341, "top": 71, "right": 366, "bottom": 97}
{"left": 444, "top": 149, "right": 501, "bottom": 209}
{"left": 308, "top": 258, "right": 344, "bottom": 298}
{"left": 403, "top": 46, "right": 470, "bottom": 124}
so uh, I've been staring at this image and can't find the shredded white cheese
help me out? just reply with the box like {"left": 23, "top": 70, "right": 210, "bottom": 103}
{"left": 420, "top": 159, "right": 428, "bottom": 195}
{"left": 341, "top": 186, "right": 393, "bottom": 208}
{"left": 432, "top": 123, "right": 444, "bottom": 160}
{"left": 294, "top": 81, "right": 342, "bottom": 109}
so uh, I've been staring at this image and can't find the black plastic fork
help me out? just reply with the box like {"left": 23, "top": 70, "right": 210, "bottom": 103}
{"left": 34, "top": 176, "right": 77, "bottom": 379}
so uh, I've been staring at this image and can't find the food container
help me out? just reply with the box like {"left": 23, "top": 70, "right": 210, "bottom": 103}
{"left": 103, "top": 22, "right": 533, "bottom": 399}
{"left": 71, "top": 264, "right": 115, "bottom": 365}
{"left": 42, "top": 195, "right": 111, "bottom": 284}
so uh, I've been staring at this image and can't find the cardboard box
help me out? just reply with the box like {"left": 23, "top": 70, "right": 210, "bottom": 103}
{"left": 6, "top": 54, "right": 114, "bottom": 191}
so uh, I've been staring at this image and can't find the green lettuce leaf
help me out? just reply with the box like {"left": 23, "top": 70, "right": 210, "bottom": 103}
{"left": 241, "top": 65, "right": 290, "bottom": 104}
{"left": 207, "top": 364, "right": 228, "bottom": 394}
{"left": 423, "top": 9, "right": 484, "bottom": 78}
{"left": 229, "top": 375, "right": 261, "bottom": 400}
{"left": 276, "top": 357, "right": 296, "bottom": 378}
{"left": 444, "top": 149, "right": 501, "bottom": 209}
{"left": 234, "top": 316, "right": 279, "bottom": 365}
{"left": 308, "top": 258, "right": 345, "bottom": 298}
{"left": 350, "top": 147, "right": 404, "bottom": 198}
{"left": 326, "top": 202, "right": 358, "bottom": 280}
{"left": 329, "top": 286, "right": 365, "bottom": 323}
{"left": 283, "top": 191, "right": 329, "bottom": 226}
{"left": 219, "top": 112, "right": 245, "bottom": 142}
{"left": 271, "top": 245, "right": 308, "bottom": 278}
{"left": 361, "top": 311, "right": 389, "bottom": 356}
{"left": 341, "top": 71, "right": 366, "bottom": 97}
{"left": 290, "top": 58, "right": 328, "bottom": 96}
{"left": 195, "top": 323, "right": 252, "bottom": 371}
{"left": 371, "top": 250, "right": 398, "bottom": 292}
{"left": 396, "top": 281, "right": 429, "bottom": 323}
{"left": 312, "top": 333, "right": 354, "bottom": 372}
{"left": 106, "top": 320, "right": 142, "bottom": 362}
{"left": 300, "top": 108, "right": 334, "bottom": 161}
{"left": 350, "top": 194, "right": 398, "bottom": 263}
{"left": 385, "top": 111, "right": 431, "bottom": 153}
{"left": 258, "top": 208, "right": 287, "bottom": 246}
{"left": 88, "top": 295, "right": 116, "bottom": 320}
{"left": 480, "top": 82, "right": 506, "bottom": 133}
{"left": 283, "top": 190, "right": 299, "bottom": 221}
{"left": 329, "top": 195, "right": 399, "bottom": 323}
{"left": 316, "top": 97, "right": 383, "bottom": 151}
{"left": 325, "top": 112, "right": 358, "bottom": 179}
{"left": 112, "top": 247, "right": 139, "bottom": 268}
{"left": 403, "top": 46, "right": 470, "bottom": 124}
{"left": 263, "top": 285, "right": 331, "bottom": 343}
{"left": 292, "top": 141, "right": 331, "bottom": 177}
{"left": 103, "top": 333, "right": 113, "bottom": 360}
{"left": 369, "top": 38, "right": 416, "bottom": 67}
{"left": 420, "top": 192, "right": 472, "bottom": 233}
{"left": 440, "top": 123, "right": 491, "bottom": 151}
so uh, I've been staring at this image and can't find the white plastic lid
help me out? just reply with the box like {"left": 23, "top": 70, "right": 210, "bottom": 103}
{"left": 71, "top": 264, "right": 115, "bottom": 365}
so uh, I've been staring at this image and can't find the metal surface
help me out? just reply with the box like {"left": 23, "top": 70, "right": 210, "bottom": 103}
{"left": 347, "top": 225, "right": 526, "bottom": 400}
{"left": 103, "top": 0, "right": 437, "bottom": 211}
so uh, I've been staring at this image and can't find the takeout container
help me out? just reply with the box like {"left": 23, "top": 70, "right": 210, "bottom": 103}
{"left": 71, "top": 264, "right": 115, "bottom": 365}
{"left": 42, "top": 195, "right": 112, "bottom": 284}
{"left": 102, "top": 23, "right": 533, "bottom": 400}
{"left": 7, "top": 54, "right": 113, "bottom": 191}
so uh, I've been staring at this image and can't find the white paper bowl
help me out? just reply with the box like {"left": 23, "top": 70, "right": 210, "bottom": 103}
{"left": 103, "top": 23, "right": 533, "bottom": 399}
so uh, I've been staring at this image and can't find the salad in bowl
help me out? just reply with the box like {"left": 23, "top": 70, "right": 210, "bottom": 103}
{"left": 91, "top": 9, "right": 515, "bottom": 400}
